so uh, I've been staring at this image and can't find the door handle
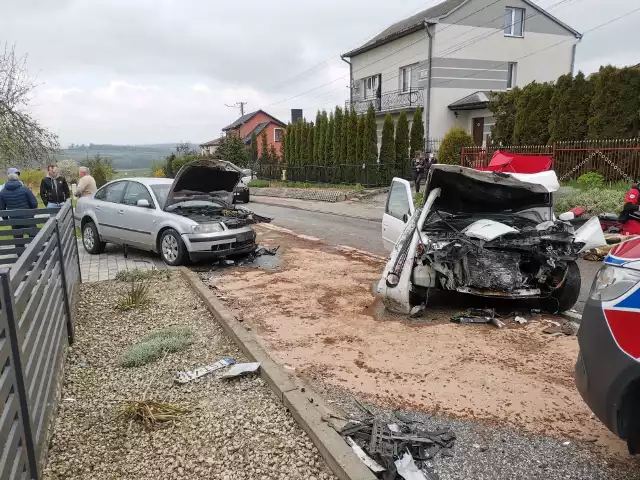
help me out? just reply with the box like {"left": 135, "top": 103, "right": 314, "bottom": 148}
{"left": 95, "top": 206, "right": 100, "bottom": 211}
{"left": 117, "top": 210, "right": 124, "bottom": 215}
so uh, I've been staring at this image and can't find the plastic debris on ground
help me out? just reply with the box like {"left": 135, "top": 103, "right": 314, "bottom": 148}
{"left": 451, "top": 308, "right": 495, "bottom": 325}
{"left": 514, "top": 316, "right": 527, "bottom": 325}
{"left": 542, "top": 320, "right": 580, "bottom": 336}
{"left": 331, "top": 410, "right": 455, "bottom": 480}
{"left": 220, "top": 362, "right": 262, "bottom": 379}
{"left": 174, "top": 358, "right": 234, "bottom": 384}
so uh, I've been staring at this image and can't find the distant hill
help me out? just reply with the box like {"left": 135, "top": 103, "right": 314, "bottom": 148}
{"left": 57, "top": 143, "right": 199, "bottom": 170}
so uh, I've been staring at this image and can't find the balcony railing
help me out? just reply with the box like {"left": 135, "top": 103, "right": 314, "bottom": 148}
{"left": 345, "top": 88, "right": 424, "bottom": 115}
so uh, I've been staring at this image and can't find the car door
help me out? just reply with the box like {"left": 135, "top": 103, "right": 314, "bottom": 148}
{"left": 382, "top": 178, "right": 415, "bottom": 251}
{"left": 93, "top": 181, "right": 127, "bottom": 241}
{"left": 117, "top": 181, "right": 158, "bottom": 249}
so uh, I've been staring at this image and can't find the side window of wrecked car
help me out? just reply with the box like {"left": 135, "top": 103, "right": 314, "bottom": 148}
{"left": 387, "top": 182, "right": 411, "bottom": 221}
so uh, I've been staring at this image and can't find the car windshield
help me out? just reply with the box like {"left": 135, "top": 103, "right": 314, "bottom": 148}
{"left": 150, "top": 184, "right": 171, "bottom": 209}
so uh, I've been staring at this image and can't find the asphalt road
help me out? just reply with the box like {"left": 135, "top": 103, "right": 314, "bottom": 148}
{"left": 247, "top": 200, "right": 600, "bottom": 314}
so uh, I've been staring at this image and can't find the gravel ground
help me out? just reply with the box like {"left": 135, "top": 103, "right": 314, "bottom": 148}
{"left": 313, "top": 382, "right": 640, "bottom": 480}
{"left": 43, "top": 272, "right": 337, "bottom": 480}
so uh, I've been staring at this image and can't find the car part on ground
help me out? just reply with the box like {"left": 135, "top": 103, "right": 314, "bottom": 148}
{"left": 378, "top": 166, "right": 606, "bottom": 315}
{"left": 577, "top": 236, "right": 640, "bottom": 454}
{"left": 76, "top": 159, "right": 272, "bottom": 266}
{"left": 330, "top": 411, "right": 455, "bottom": 479}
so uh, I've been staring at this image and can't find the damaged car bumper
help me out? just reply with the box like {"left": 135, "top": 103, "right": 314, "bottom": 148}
{"left": 182, "top": 227, "right": 257, "bottom": 261}
{"left": 377, "top": 166, "right": 606, "bottom": 315}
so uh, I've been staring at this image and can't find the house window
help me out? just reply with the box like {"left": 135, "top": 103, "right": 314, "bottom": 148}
{"left": 507, "top": 63, "right": 517, "bottom": 88}
{"left": 504, "top": 7, "right": 525, "bottom": 37}
{"left": 364, "top": 75, "right": 379, "bottom": 99}
{"left": 400, "top": 66, "right": 412, "bottom": 93}
{"left": 274, "top": 128, "right": 282, "bottom": 142}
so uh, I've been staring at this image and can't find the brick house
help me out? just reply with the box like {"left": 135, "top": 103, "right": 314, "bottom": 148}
{"left": 222, "top": 110, "right": 286, "bottom": 159}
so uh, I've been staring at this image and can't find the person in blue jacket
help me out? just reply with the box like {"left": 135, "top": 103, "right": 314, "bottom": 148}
{"left": 0, "top": 170, "right": 38, "bottom": 246}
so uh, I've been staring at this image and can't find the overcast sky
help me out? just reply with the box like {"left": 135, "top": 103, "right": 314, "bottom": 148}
{"left": 1, "top": 0, "right": 638, "bottom": 146}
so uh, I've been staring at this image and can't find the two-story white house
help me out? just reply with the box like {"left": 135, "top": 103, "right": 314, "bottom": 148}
{"left": 341, "top": 0, "right": 581, "bottom": 149}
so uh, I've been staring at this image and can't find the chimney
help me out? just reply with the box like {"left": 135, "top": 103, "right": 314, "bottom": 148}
{"left": 291, "top": 109, "right": 303, "bottom": 124}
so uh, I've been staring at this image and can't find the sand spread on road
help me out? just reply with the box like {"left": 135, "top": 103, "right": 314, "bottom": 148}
{"left": 213, "top": 226, "right": 626, "bottom": 457}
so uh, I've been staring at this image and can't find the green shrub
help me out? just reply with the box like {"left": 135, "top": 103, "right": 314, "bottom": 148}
{"left": 20, "top": 169, "right": 45, "bottom": 190}
{"left": 414, "top": 191, "right": 423, "bottom": 208}
{"left": 118, "top": 279, "right": 151, "bottom": 310}
{"left": 439, "top": 127, "right": 474, "bottom": 165}
{"left": 120, "top": 327, "right": 195, "bottom": 367}
{"left": 576, "top": 172, "right": 605, "bottom": 190}
{"left": 555, "top": 188, "right": 625, "bottom": 216}
{"left": 86, "top": 154, "right": 115, "bottom": 187}
{"left": 248, "top": 179, "right": 270, "bottom": 188}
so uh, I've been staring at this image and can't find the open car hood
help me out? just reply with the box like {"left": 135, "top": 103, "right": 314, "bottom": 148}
{"left": 424, "top": 165, "right": 559, "bottom": 214}
{"left": 164, "top": 159, "right": 242, "bottom": 210}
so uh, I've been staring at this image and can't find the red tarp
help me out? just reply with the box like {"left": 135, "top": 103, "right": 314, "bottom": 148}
{"left": 477, "top": 151, "right": 552, "bottom": 174}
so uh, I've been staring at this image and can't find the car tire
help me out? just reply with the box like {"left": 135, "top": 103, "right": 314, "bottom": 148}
{"left": 550, "top": 261, "right": 581, "bottom": 313}
{"left": 159, "top": 229, "right": 186, "bottom": 266}
{"left": 82, "top": 221, "right": 106, "bottom": 254}
{"left": 244, "top": 192, "right": 250, "bottom": 203}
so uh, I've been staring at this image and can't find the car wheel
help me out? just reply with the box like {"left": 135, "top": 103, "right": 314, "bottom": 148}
{"left": 549, "top": 261, "right": 581, "bottom": 313}
{"left": 244, "top": 192, "right": 250, "bottom": 203}
{"left": 159, "top": 229, "right": 186, "bottom": 266}
{"left": 82, "top": 221, "right": 106, "bottom": 254}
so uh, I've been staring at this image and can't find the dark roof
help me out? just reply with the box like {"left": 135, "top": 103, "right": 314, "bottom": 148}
{"left": 200, "top": 137, "right": 223, "bottom": 147}
{"left": 448, "top": 91, "right": 491, "bottom": 111}
{"left": 342, "top": 0, "right": 467, "bottom": 57}
{"left": 222, "top": 109, "right": 285, "bottom": 131}
{"left": 342, "top": 0, "right": 580, "bottom": 58}
{"left": 243, "top": 122, "right": 270, "bottom": 144}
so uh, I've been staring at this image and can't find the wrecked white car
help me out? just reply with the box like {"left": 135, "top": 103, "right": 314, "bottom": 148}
{"left": 378, "top": 165, "right": 605, "bottom": 315}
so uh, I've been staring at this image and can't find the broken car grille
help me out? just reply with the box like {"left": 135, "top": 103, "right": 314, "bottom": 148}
{"left": 464, "top": 250, "right": 524, "bottom": 291}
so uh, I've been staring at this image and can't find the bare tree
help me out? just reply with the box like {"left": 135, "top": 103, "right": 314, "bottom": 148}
{"left": 0, "top": 43, "right": 59, "bottom": 170}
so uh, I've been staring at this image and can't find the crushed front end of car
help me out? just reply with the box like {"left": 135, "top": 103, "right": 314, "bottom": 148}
{"left": 377, "top": 165, "right": 605, "bottom": 315}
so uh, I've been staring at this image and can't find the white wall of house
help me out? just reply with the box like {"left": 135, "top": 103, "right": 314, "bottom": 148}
{"left": 347, "top": 0, "right": 578, "bottom": 146}
{"left": 350, "top": 30, "right": 430, "bottom": 97}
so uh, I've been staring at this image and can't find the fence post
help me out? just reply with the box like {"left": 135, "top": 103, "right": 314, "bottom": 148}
{"left": 70, "top": 200, "right": 82, "bottom": 284}
{"left": 0, "top": 270, "right": 39, "bottom": 478}
{"left": 55, "top": 218, "right": 75, "bottom": 345}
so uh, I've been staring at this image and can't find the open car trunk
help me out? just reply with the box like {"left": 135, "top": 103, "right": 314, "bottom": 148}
{"left": 378, "top": 165, "right": 605, "bottom": 314}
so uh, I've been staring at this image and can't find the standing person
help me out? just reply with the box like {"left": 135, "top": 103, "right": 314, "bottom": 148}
{"left": 40, "top": 163, "right": 70, "bottom": 208}
{"left": 411, "top": 151, "right": 425, "bottom": 193}
{"left": 0, "top": 170, "right": 38, "bottom": 249}
{"left": 75, "top": 166, "right": 97, "bottom": 198}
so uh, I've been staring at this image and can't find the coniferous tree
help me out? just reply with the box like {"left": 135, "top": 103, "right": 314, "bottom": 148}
{"left": 513, "top": 81, "right": 554, "bottom": 145}
{"left": 488, "top": 88, "right": 521, "bottom": 145}
{"left": 356, "top": 114, "right": 366, "bottom": 164}
{"left": 260, "top": 131, "right": 270, "bottom": 163}
{"left": 295, "top": 119, "right": 304, "bottom": 165}
{"left": 395, "top": 111, "right": 410, "bottom": 176}
{"left": 380, "top": 114, "right": 395, "bottom": 166}
{"left": 409, "top": 107, "right": 424, "bottom": 158}
{"left": 332, "top": 107, "right": 343, "bottom": 164}
{"left": 364, "top": 104, "right": 378, "bottom": 163}
{"left": 324, "top": 113, "right": 334, "bottom": 166}
{"left": 347, "top": 108, "right": 358, "bottom": 162}
{"left": 314, "top": 111, "right": 322, "bottom": 163}
{"left": 306, "top": 122, "right": 314, "bottom": 166}
{"left": 250, "top": 131, "right": 258, "bottom": 163}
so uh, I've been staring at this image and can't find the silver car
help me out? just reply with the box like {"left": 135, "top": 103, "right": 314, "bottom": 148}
{"left": 75, "top": 159, "right": 263, "bottom": 266}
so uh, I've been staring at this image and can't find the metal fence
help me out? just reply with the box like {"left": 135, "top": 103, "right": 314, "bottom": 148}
{"left": 0, "top": 200, "right": 81, "bottom": 479}
{"left": 255, "top": 162, "right": 415, "bottom": 188}
{"left": 460, "top": 138, "right": 640, "bottom": 183}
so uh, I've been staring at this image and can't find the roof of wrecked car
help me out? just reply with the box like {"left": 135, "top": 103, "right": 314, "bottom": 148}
{"left": 429, "top": 165, "right": 560, "bottom": 193}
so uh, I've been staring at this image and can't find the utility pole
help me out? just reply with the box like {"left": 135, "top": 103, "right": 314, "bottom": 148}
{"left": 225, "top": 101, "right": 248, "bottom": 116}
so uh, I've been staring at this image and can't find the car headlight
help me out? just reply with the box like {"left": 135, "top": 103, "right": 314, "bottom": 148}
{"left": 192, "top": 223, "right": 224, "bottom": 234}
{"left": 590, "top": 265, "right": 640, "bottom": 301}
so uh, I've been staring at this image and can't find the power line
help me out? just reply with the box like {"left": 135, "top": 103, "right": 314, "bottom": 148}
{"left": 262, "top": 0, "right": 507, "bottom": 108}
{"left": 225, "top": 101, "right": 248, "bottom": 116}
{"left": 273, "top": 0, "right": 577, "bottom": 112}
{"left": 261, "top": 0, "right": 445, "bottom": 93}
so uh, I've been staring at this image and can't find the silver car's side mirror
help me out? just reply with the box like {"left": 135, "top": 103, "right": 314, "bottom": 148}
{"left": 137, "top": 199, "right": 151, "bottom": 208}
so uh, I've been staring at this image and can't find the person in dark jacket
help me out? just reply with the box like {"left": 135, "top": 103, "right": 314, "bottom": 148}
{"left": 411, "top": 151, "right": 425, "bottom": 193}
{"left": 40, "top": 163, "right": 70, "bottom": 208}
{"left": 0, "top": 171, "right": 38, "bottom": 247}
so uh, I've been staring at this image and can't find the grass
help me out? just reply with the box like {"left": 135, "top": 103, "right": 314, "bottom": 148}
{"left": 248, "top": 179, "right": 365, "bottom": 190}
{"left": 117, "top": 400, "right": 191, "bottom": 430}
{"left": 117, "top": 279, "right": 151, "bottom": 310}
{"left": 115, "top": 268, "right": 171, "bottom": 282}
{"left": 120, "top": 326, "right": 195, "bottom": 367}
{"left": 561, "top": 179, "right": 629, "bottom": 192}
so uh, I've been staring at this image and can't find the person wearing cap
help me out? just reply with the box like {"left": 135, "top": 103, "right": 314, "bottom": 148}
{"left": 0, "top": 167, "right": 22, "bottom": 192}
{"left": 0, "top": 169, "right": 38, "bottom": 248}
